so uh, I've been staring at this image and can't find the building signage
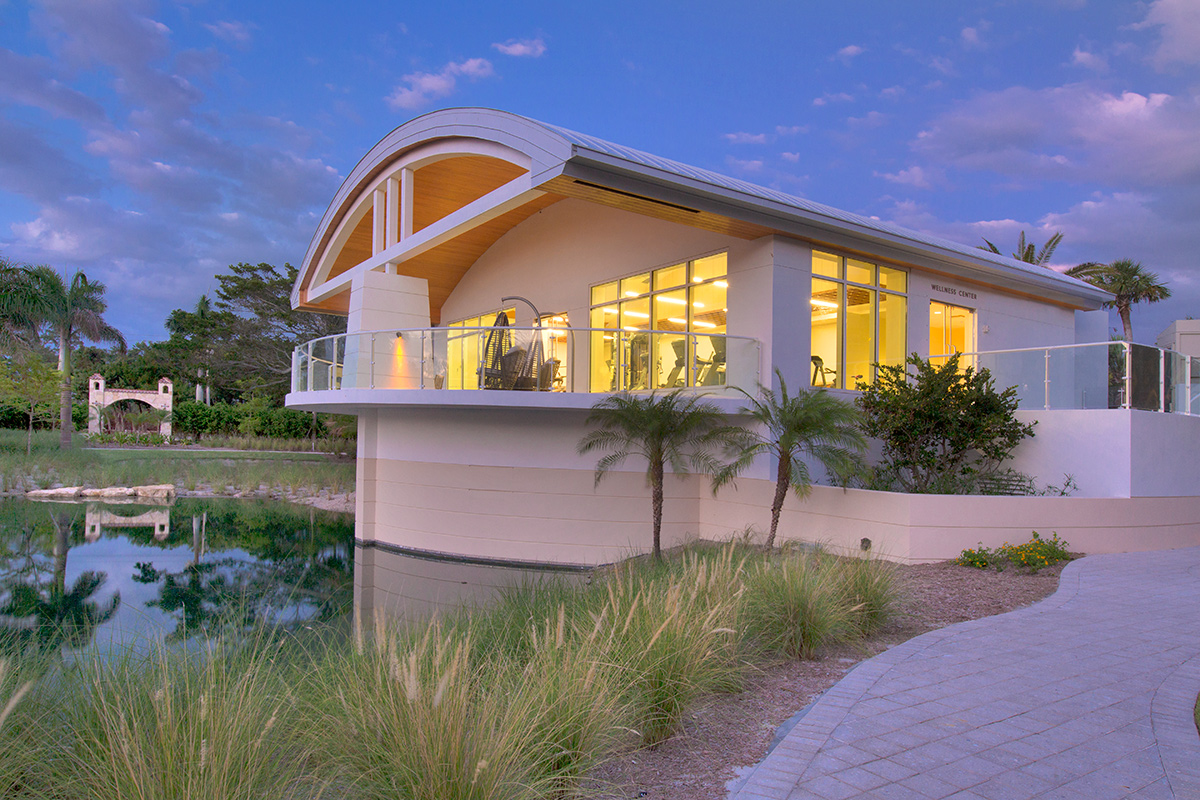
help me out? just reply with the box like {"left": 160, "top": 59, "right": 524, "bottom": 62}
{"left": 931, "top": 283, "right": 978, "bottom": 301}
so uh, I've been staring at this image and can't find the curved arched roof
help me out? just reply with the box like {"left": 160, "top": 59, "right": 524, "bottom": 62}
{"left": 295, "top": 107, "right": 1110, "bottom": 315}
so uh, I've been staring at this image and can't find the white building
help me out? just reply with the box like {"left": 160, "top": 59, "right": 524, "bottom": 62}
{"left": 288, "top": 108, "right": 1200, "bottom": 566}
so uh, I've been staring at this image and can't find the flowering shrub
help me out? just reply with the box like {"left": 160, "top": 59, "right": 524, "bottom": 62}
{"left": 957, "top": 532, "right": 1071, "bottom": 573}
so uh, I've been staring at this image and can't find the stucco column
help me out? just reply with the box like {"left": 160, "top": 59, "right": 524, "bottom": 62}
{"left": 345, "top": 271, "right": 432, "bottom": 390}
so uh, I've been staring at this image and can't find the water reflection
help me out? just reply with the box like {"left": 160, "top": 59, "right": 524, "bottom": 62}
{"left": 355, "top": 542, "right": 588, "bottom": 623}
{"left": 0, "top": 497, "right": 354, "bottom": 658}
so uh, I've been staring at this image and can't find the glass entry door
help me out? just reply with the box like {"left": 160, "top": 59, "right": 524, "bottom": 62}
{"left": 929, "top": 301, "right": 975, "bottom": 366}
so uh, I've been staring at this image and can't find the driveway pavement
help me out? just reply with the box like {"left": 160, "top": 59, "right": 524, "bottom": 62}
{"left": 729, "top": 547, "right": 1200, "bottom": 800}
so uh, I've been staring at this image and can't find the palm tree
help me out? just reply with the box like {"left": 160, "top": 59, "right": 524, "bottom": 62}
{"left": 578, "top": 390, "right": 746, "bottom": 561}
{"left": 21, "top": 266, "right": 125, "bottom": 448}
{"left": 1065, "top": 259, "right": 1172, "bottom": 341}
{"left": 716, "top": 370, "right": 866, "bottom": 549}
{"left": 980, "top": 230, "right": 1063, "bottom": 266}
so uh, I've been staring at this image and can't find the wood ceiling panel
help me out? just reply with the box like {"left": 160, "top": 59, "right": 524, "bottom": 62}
{"left": 412, "top": 156, "right": 527, "bottom": 234}
{"left": 395, "top": 193, "right": 561, "bottom": 324}
{"left": 327, "top": 211, "right": 373, "bottom": 281}
{"left": 540, "top": 175, "right": 774, "bottom": 241}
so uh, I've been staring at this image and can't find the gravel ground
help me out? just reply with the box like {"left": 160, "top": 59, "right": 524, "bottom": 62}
{"left": 585, "top": 559, "right": 1067, "bottom": 800}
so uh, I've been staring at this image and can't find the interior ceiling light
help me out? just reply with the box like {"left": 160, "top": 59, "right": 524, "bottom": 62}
{"left": 810, "top": 298, "right": 839, "bottom": 309}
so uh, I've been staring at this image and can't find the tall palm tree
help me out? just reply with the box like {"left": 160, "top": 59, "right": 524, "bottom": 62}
{"left": 578, "top": 390, "right": 745, "bottom": 560}
{"left": 980, "top": 230, "right": 1063, "bottom": 266}
{"left": 1065, "top": 259, "right": 1171, "bottom": 341}
{"left": 22, "top": 266, "right": 125, "bottom": 448}
{"left": 716, "top": 370, "right": 866, "bottom": 549}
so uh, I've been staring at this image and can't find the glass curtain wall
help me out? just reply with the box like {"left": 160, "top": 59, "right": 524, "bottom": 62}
{"left": 589, "top": 252, "right": 728, "bottom": 392}
{"left": 811, "top": 251, "right": 907, "bottom": 389}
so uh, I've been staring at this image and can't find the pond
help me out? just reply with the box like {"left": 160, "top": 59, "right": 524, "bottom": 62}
{"left": 0, "top": 496, "right": 354, "bottom": 658}
{"left": 0, "top": 496, "right": 587, "bottom": 658}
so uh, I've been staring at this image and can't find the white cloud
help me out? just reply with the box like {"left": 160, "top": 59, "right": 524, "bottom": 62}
{"left": 775, "top": 125, "right": 807, "bottom": 136}
{"left": 836, "top": 44, "right": 864, "bottom": 61}
{"left": 876, "top": 166, "right": 933, "bottom": 189}
{"left": 1071, "top": 47, "right": 1108, "bottom": 72}
{"left": 914, "top": 85, "right": 1200, "bottom": 187}
{"left": 1136, "top": 0, "right": 1200, "bottom": 69}
{"left": 203, "top": 20, "right": 253, "bottom": 46}
{"left": 726, "top": 156, "right": 763, "bottom": 172}
{"left": 880, "top": 86, "right": 905, "bottom": 100}
{"left": 385, "top": 58, "right": 495, "bottom": 110}
{"left": 492, "top": 38, "right": 546, "bottom": 58}
{"left": 848, "top": 111, "right": 887, "bottom": 128}
{"left": 960, "top": 27, "right": 983, "bottom": 49}
{"left": 723, "top": 131, "right": 769, "bottom": 144}
{"left": 781, "top": 152, "right": 801, "bottom": 163}
{"left": 813, "top": 92, "right": 854, "bottom": 107}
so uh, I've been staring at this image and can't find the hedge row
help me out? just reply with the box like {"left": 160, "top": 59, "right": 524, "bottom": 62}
{"left": 172, "top": 400, "right": 323, "bottom": 439}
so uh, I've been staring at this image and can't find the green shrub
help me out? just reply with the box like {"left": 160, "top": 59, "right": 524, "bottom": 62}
{"left": 838, "top": 556, "right": 899, "bottom": 636}
{"left": 957, "top": 532, "right": 1072, "bottom": 573}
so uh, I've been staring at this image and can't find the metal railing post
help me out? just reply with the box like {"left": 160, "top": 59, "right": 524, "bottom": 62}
{"left": 1043, "top": 349, "right": 1051, "bottom": 410}
{"left": 1160, "top": 349, "right": 1166, "bottom": 413}
{"left": 690, "top": 334, "right": 698, "bottom": 389}
{"left": 370, "top": 333, "right": 376, "bottom": 390}
{"left": 1124, "top": 342, "right": 1132, "bottom": 410}
{"left": 306, "top": 341, "right": 313, "bottom": 392}
{"left": 1188, "top": 356, "right": 1194, "bottom": 416}
{"left": 291, "top": 348, "right": 298, "bottom": 393}
{"left": 420, "top": 330, "right": 426, "bottom": 389}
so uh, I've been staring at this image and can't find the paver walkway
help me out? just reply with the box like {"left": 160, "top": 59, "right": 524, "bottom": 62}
{"left": 730, "top": 547, "right": 1200, "bottom": 800}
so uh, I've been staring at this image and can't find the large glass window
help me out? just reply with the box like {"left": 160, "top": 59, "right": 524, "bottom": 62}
{"left": 810, "top": 251, "right": 907, "bottom": 389}
{"left": 446, "top": 308, "right": 514, "bottom": 389}
{"left": 590, "top": 252, "right": 728, "bottom": 391}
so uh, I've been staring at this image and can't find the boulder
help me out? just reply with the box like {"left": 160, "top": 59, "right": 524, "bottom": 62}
{"left": 135, "top": 484, "right": 176, "bottom": 499}
{"left": 26, "top": 486, "right": 83, "bottom": 498}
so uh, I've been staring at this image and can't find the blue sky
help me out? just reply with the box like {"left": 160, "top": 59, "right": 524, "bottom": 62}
{"left": 1, "top": 0, "right": 1198, "bottom": 344}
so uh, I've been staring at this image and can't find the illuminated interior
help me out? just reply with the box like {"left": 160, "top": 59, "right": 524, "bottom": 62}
{"left": 589, "top": 252, "right": 728, "bottom": 391}
{"left": 810, "top": 251, "right": 908, "bottom": 389}
{"left": 929, "top": 301, "right": 975, "bottom": 367}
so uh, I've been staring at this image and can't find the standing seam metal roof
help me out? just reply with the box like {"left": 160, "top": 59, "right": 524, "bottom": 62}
{"left": 534, "top": 119, "right": 1099, "bottom": 297}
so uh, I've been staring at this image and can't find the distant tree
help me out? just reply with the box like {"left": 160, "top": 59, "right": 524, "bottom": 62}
{"left": 19, "top": 267, "right": 126, "bottom": 448}
{"left": 716, "top": 370, "right": 865, "bottom": 549}
{"left": 857, "top": 354, "right": 1035, "bottom": 494}
{"left": 578, "top": 390, "right": 744, "bottom": 560}
{"left": 214, "top": 263, "right": 345, "bottom": 402}
{"left": 1065, "top": 259, "right": 1171, "bottom": 341}
{"left": 980, "top": 230, "right": 1063, "bottom": 266}
{"left": 0, "top": 351, "right": 60, "bottom": 455}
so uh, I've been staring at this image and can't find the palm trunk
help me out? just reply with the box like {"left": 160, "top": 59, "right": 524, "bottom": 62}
{"left": 58, "top": 331, "right": 72, "bottom": 449}
{"left": 651, "top": 459, "right": 664, "bottom": 561}
{"left": 767, "top": 452, "right": 791, "bottom": 550}
{"left": 26, "top": 399, "right": 35, "bottom": 456}
{"left": 1119, "top": 305, "right": 1133, "bottom": 342}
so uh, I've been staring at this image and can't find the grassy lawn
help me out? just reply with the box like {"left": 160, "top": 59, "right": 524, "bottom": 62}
{"left": 0, "top": 430, "right": 355, "bottom": 496}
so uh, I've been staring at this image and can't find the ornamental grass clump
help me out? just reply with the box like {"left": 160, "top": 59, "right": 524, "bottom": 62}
{"left": 313, "top": 618, "right": 545, "bottom": 800}
{"left": 597, "top": 545, "right": 746, "bottom": 745}
{"left": 63, "top": 639, "right": 313, "bottom": 800}
{"left": 0, "top": 658, "right": 41, "bottom": 798}
{"left": 838, "top": 556, "right": 899, "bottom": 636}
{"left": 740, "top": 550, "right": 858, "bottom": 659}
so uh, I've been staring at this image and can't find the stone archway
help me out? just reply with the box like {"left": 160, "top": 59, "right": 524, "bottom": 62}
{"left": 87, "top": 374, "right": 173, "bottom": 437}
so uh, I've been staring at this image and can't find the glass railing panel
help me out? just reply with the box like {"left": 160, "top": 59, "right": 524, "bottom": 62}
{"left": 1165, "top": 350, "right": 1187, "bottom": 414}
{"left": 1045, "top": 342, "right": 1110, "bottom": 410}
{"left": 692, "top": 333, "right": 729, "bottom": 388}
{"left": 1191, "top": 356, "right": 1200, "bottom": 415}
{"left": 308, "top": 335, "right": 345, "bottom": 391}
{"left": 975, "top": 349, "right": 1046, "bottom": 409}
{"left": 1127, "top": 343, "right": 1161, "bottom": 411}
{"left": 722, "top": 335, "right": 759, "bottom": 392}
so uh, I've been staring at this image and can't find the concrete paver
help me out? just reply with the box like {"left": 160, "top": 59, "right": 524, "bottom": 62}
{"left": 730, "top": 547, "right": 1200, "bottom": 799}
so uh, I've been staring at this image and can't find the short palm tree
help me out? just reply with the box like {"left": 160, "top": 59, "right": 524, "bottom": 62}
{"left": 980, "top": 230, "right": 1063, "bottom": 266}
{"left": 716, "top": 370, "right": 866, "bottom": 549}
{"left": 1065, "top": 259, "right": 1171, "bottom": 341}
{"left": 21, "top": 266, "right": 126, "bottom": 448}
{"left": 578, "top": 390, "right": 745, "bottom": 561}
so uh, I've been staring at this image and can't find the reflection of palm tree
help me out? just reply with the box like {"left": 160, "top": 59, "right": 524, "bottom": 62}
{"left": 1, "top": 572, "right": 120, "bottom": 651}
{"left": 0, "top": 511, "right": 120, "bottom": 651}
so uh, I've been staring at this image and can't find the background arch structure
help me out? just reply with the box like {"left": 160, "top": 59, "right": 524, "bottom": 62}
{"left": 87, "top": 374, "right": 173, "bottom": 437}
